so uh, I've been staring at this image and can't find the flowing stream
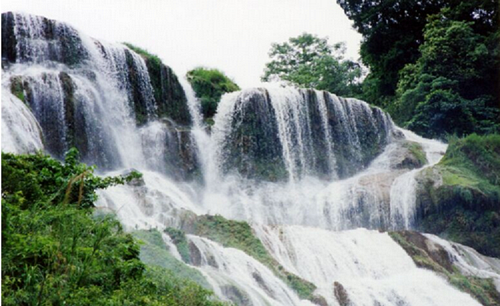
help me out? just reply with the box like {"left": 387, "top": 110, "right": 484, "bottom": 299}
{"left": 2, "top": 12, "right": 498, "bottom": 306}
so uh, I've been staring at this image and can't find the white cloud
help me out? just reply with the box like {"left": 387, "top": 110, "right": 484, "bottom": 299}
{"left": 2, "top": 0, "right": 362, "bottom": 88}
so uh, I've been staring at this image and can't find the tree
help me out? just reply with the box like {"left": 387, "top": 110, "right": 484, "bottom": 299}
{"left": 395, "top": 16, "right": 500, "bottom": 138}
{"left": 1, "top": 150, "right": 226, "bottom": 305}
{"left": 336, "top": 0, "right": 499, "bottom": 105}
{"left": 261, "top": 33, "right": 362, "bottom": 97}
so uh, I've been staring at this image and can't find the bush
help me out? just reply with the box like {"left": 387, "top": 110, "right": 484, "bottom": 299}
{"left": 186, "top": 68, "right": 239, "bottom": 119}
{"left": 1, "top": 150, "right": 225, "bottom": 305}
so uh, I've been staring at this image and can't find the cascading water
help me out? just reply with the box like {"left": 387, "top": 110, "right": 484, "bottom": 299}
{"left": 2, "top": 12, "right": 165, "bottom": 169}
{"left": 1, "top": 89, "right": 43, "bottom": 153}
{"left": 253, "top": 226, "right": 483, "bottom": 306}
{"left": 3, "top": 12, "right": 499, "bottom": 306}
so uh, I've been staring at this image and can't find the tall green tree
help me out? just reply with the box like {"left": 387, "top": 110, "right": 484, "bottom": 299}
{"left": 261, "top": 33, "right": 362, "bottom": 97}
{"left": 336, "top": 0, "right": 499, "bottom": 105}
{"left": 394, "top": 12, "right": 500, "bottom": 138}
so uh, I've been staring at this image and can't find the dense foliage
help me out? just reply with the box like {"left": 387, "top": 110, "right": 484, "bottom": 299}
{"left": 416, "top": 134, "right": 500, "bottom": 257}
{"left": 1, "top": 150, "right": 225, "bottom": 305}
{"left": 186, "top": 67, "right": 240, "bottom": 120}
{"left": 262, "top": 33, "right": 362, "bottom": 97}
{"left": 336, "top": 0, "right": 500, "bottom": 138}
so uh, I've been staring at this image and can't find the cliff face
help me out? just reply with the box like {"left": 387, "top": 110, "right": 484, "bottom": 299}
{"left": 213, "top": 88, "right": 401, "bottom": 182}
{"left": 2, "top": 12, "right": 198, "bottom": 179}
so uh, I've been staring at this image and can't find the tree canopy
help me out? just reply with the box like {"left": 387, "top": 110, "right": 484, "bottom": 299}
{"left": 261, "top": 33, "right": 362, "bottom": 97}
{"left": 336, "top": 0, "right": 500, "bottom": 138}
{"left": 394, "top": 16, "right": 499, "bottom": 137}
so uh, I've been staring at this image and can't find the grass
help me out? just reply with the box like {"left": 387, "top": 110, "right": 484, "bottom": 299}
{"left": 123, "top": 42, "right": 162, "bottom": 68}
{"left": 404, "top": 141, "right": 428, "bottom": 166}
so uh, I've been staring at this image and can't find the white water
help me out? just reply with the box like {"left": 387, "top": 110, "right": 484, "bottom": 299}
{"left": 3, "top": 12, "right": 498, "bottom": 306}
{"left": 254, "top": 226, "right": 483, "bottom": 306}
{"left": 1, "top": 89, "right": 43, "bottom": 153}
{"left": 389, "top": 129, "right": 447, "bottom": 229}
{"left": 188, "top": 235, "right": 314, "bottom": 306}
{"left": 425, "top": 234, "right": 500, "bottom": 292}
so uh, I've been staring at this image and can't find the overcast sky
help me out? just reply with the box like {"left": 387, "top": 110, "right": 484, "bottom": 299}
{"left": 2, "top": 0, "right": 362, "bottom": 88}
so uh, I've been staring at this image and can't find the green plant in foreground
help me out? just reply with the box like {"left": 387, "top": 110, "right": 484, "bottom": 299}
{"left": 1, "top": 150, "right": 226, "bottom": 305}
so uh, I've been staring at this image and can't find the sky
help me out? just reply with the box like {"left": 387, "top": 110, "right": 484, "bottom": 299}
{"left": 2, "top": 0, "right": 362, "bottom": 88}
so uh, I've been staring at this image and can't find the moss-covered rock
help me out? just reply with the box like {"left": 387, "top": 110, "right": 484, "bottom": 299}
{"left": 164, "top": 227, "right": 190, "bottom": 264}
{"left": 177, "top": 214, "right": 321, "bottom": 302}
{"left": 10, "top": 76, "right": 25, "bottom": 102}
{"left": 124, "top": 43, "right": 191, "bottom": 126}
{"left": 389, "top": 231, "right": 500, "bottom": 306}
{"left": 398, "top": 141, "right": 427, "bottom": 169}
{"left": 186, "top": 67, "right": 240, "bottom": 119}
{"left": 414, "top": 134, "right": 500, "bottom": 257}
{"left": 132, "top": 229, "right": 211, "bottom": 290}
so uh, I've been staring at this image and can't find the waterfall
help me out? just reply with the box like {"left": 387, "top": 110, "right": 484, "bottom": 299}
{"left": 1, "top": 89, "right": 43, "bottom": 153}
{"left": 211, "top": 87, "right": 397, "bottom": 182}
{"left": 3, "top": 12, "right": 498, "bottom": 306}
{"left": 253, "top": 225, "right": 483, "bottom": 306}
{"left": 187, "top": 235, "right": 313, "bottom": 306}
{"left": 2, "top": 12, "right": 166, "bottom": 170}
{"left": 389, "top": 129, "right": 447, "bottom": 228}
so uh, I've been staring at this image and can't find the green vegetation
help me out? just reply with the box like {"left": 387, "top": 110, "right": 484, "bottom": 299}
{"left": 1, "top": 150, "right": 225, "bottom": 305}
{"left": 132, "top": 229, "right": 211, "bottom": 289}
{"left": 390, "top": 231, "right": 500, "bottom": 306}
{"left": 335, "top": 1, "right": 500, "bottom": 138}
{"left": 164, "top": 227, "right": 191, "bottom": 264}
{"left": 262, "top": 33, "right": 362, "bottom": 97}
{"left": 415, "top": 134, "right": 500, "bottom": 256}
{"left": 10, "top": 76, "right": 25, "bottom": 102}
{"left": 184, "top": 215, "right": 318, "bottom": 301}
{"left": 394, "top": 17, "right": 499, "bottom": 138}
{"left": 403, "top": 141, "right": 428, "bottom": 167}
{"left": 186, "top": 67, "right": 240, "bottom": 120}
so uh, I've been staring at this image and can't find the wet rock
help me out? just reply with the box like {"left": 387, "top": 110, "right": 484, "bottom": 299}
{"left": 389, "top": 140, "right": 427, "bottom": 170}
{"left": 188, "top": 241, "right": 202, "bottom": 266}
{"left": 359, "top": 170, "right": 406, "bottom": 204}
{"left": 221, "top": 285, "right": 252, "bottom": 306}
{"left": 333, "top": 281, "right": 351, "bottom": 306}
{"left": 311, "top": 294, "right": 329, "bottom": 306}
{"left": 252, "top": 271, "right": 275, "bottom": 298}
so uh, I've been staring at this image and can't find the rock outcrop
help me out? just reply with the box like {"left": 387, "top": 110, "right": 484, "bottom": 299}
{"left": 413, "top": 134, "right": 500, "bottom": 257}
